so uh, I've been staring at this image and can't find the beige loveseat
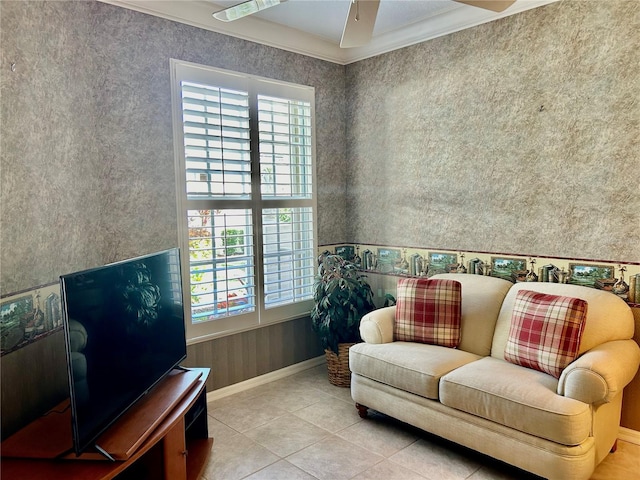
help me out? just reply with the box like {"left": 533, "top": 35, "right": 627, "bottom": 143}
{"left": 350, "top": 274, "right": 640, "bottom": 480}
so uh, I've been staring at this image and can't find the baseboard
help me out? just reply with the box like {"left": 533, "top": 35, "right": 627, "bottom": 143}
{"left": 619, "top": 427, "right": 640, "bottom": 446}
{"left": 206, "top": 356, "right": 325, "bottom": 403}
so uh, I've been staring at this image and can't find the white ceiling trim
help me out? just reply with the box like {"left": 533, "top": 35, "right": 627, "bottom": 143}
{"left": 100, "top": 0, "right": 558, "bottom": 65}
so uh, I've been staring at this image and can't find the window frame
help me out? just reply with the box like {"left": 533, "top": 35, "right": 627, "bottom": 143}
{"left": 170, "top": 59, "right": 317, "bottom": 344}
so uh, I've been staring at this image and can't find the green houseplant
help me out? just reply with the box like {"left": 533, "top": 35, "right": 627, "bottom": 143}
{"left": 310, "top": 254, "right": 376, "bottom": 386}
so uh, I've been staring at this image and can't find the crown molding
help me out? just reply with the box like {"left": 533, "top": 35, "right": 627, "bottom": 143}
{"left": 99, "top": 0, "right": 558, "bottom": 65}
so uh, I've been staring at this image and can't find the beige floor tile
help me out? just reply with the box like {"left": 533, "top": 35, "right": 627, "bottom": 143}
{"left": 207, "top": 382, "right": 273, "bottom": 410}
{"left": 287, "top": 436, "right": 384, "bottom": 480}
{"left": 389, "top": 438, "right": 482, "bottom": 480}
{"left": 209, "top": 394, "right": 289, "bottom": 433}
{"left": 326, "top": 385, "right": 355, "bottom": 403}
{"left": 260, "top": 381, "right": 335, "bottom": 413}
{"left": 287, "top": 364, "right": 328, "bottom": 384}
{"left": 283, "top": 364, "right": 354, "bottom": 403}
{"left": 243, "top": 459, "right": 319, "bottom": 479}
{"left": 293, "top": 395, "right": 363, "bottom": 433}
{"left": 203, "top": 434, "right": 279, "bottom": 480}
{"left": 351, "top": 459, "right": 430, "bottom": 480}
{"left": 208, "top": 413, "right": 240, "bottom": 438}
{"left": 244, "top": 413, "right": 331, "bottom": 457}
{"left": 337, "top": 414, "right": 420, "bottom": 457}
{"left": 281, "top": 367, "right": 337, "bottom": 393}
{"left": 466, "top": 462, "right": 542, "bottom": 480}
{"left": 590, "top": 440, "right": 640, "bottom": 480}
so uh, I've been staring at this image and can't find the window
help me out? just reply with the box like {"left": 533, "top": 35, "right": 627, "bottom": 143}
{"left": 171, "top": 60, "right": 316, "bottom": 342}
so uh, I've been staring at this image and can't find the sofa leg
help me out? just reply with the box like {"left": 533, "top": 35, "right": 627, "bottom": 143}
{"left": 356, "top": 403, "right": 369, "bottom": 418}
{"left": 610, "top": 439, "right": 618, "bottom": 453}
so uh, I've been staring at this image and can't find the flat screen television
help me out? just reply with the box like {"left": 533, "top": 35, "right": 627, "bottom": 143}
{"left": 60, "top": 248, "right": 187, "bottom": 456}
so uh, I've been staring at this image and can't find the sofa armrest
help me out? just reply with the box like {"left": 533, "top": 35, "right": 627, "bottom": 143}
{"left": 359, "top": 306, "right": 396, "bottom": 344}
{"left": 558, "top": 339, "right": 640, "bottom": 405}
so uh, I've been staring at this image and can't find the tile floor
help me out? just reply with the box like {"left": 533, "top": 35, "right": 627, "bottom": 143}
{"left": 203, "top": 364, "right": 640, "bottom": 480}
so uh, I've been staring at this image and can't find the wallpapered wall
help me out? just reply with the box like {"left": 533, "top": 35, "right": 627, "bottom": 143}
{"left": 0, "top": 0, "right": 347, "bottom": 298}
{"left": 345, "top": 0, "right": 639, "bottom": 264}
{"left": 2, "top": 0, "right": 639, "bottom": 437}
{"left": 0, "top": 0, "right": 340, "bottom": 438}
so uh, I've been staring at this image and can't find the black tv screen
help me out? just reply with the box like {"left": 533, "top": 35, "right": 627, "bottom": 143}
{"left": 60, "top": 248, "right": 187, "bottom": 456}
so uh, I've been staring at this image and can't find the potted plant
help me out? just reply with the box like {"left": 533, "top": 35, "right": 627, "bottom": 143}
{"left": 311, "top": 253, "right": 376, "bottom": 386}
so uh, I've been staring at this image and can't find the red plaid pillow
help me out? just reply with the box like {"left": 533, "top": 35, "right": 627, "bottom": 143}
{"left": 504, "top": 290, "right": 588, "bottom": 378}
{"left": 394, "top": 278, "right": 462, "bottom": 348}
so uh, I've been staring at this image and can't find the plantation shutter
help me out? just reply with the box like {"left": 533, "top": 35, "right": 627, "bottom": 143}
{"left": 262, "top": 207, "right": 315, "bottom": 309}
{"left": 181, "top": 82, "right": 252, "bottom": 199}
{"left": 258, "top": 95, "right": 315, "bottom": 311}
{"left": 172, "top": 60, "right": 316, "bottom": 341}
{"left": 258, "top": 95, "right": 313, "bottom": 199}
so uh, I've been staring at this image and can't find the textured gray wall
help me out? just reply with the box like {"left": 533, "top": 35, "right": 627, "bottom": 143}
{"left": 2, "top": 0, "right": 639, "bottom": 438}
{"left": 0, "top": 0, "right": 342, "bottom": 438}
{"left": 5, "top": 1, "right": 636, "bottom": 294}
{"left": 345, "top": 0, "right": 639, "bottom": 262}
{"left": 0, "top": 0, "right": 347, "bottom": 296}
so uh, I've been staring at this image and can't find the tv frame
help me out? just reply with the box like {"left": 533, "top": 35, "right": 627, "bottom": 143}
{"left": 60, "top": 248, "right": 187, "bottom": 457}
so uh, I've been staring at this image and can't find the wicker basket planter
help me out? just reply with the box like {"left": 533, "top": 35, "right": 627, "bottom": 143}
{"left": 325, "top": 342, "right": 355, "bottom": 387}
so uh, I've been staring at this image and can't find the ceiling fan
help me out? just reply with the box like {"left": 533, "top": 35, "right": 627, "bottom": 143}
{"left": 213, "top": 0, "right": 516, "bottom": 48}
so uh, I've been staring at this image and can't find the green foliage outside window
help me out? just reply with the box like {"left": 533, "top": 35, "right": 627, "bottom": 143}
{"left": 278, "top": 208, "right": 291, "bottom": 223}
{"left": 221, "top": 229, "right": 244, "bottom": 256}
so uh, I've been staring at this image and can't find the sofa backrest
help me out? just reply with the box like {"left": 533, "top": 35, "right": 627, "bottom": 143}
{"left": 431, "top": 274, "right": 512, "bottom": 356}
{"left": 490, "top": 282, "right": 635, "bottom": 360}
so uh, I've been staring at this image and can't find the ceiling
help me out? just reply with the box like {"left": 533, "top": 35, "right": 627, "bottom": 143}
{"left": 101, "top": 0, "right": 557, "bottom": 64}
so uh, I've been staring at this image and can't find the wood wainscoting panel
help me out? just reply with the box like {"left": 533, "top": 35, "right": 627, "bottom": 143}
{"left": 183, "top": 316, "right": 323, "bottom": 393}
{"left": 0, "top": 330, "right": 69, "bottom": 440}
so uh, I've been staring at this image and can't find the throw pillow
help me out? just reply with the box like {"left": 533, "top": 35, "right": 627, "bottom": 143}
{"left": 504, "top": 290, "right": 588, "bottom": 378}
{"left": 394, "top": 278, "right": 462, "bottom": 348}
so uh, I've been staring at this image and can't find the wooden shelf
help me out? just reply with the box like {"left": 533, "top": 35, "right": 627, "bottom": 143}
{"left": 1, "top": 368, "right": 212, "bottom": 480}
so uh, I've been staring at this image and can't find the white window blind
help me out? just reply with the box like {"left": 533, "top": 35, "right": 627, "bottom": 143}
{"left": 171, "top": 60, "right": 316, "bottom": 342}
{"left": 262, "top": 207, "right": 315, "bottom": 309}
{"left": 258, "top": 95, "right": 313, "bottom": 199}
{"left": 182, "top": 82, "right": 251, "bottom": 199}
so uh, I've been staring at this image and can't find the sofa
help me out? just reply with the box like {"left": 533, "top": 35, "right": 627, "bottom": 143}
{"left": 349, "top": 273, "right": 640, "bottom": 480}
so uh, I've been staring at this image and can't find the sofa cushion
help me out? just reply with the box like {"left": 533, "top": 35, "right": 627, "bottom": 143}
{"left": 440, "top": 357, "right": 592, "bottom": 446}
{"left": 394, "top": 278, "right": 462, "bottom": 348}
{"left": 349, "top": 341, "right": 480, "bottom": 399}
{"left": 504, "top": 290, "right": 588, "bottom": 379}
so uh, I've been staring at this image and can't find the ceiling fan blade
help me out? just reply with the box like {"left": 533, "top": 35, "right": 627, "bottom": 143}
{"left": 340, "top": 0, "right": 381, "bottom": 48}
{"left": 213, "top": 0, "right": 287, "bottom": 22}
{"left": 453, "top": 0, "right": 516, "bottom": 13}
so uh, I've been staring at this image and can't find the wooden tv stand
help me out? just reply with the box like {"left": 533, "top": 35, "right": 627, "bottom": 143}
{"left": 1, "top": 367, "right": 213, "bottom": 480}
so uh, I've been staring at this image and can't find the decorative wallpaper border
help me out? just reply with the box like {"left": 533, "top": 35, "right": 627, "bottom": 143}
{"left": 3, "top": 241, "right": 637, "bottom": 357}
{"left": 320, "top": 244, "right": 640, "bottom": 307}
{"left": 0, "top": 283, "right": 63, "bottom": 357}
